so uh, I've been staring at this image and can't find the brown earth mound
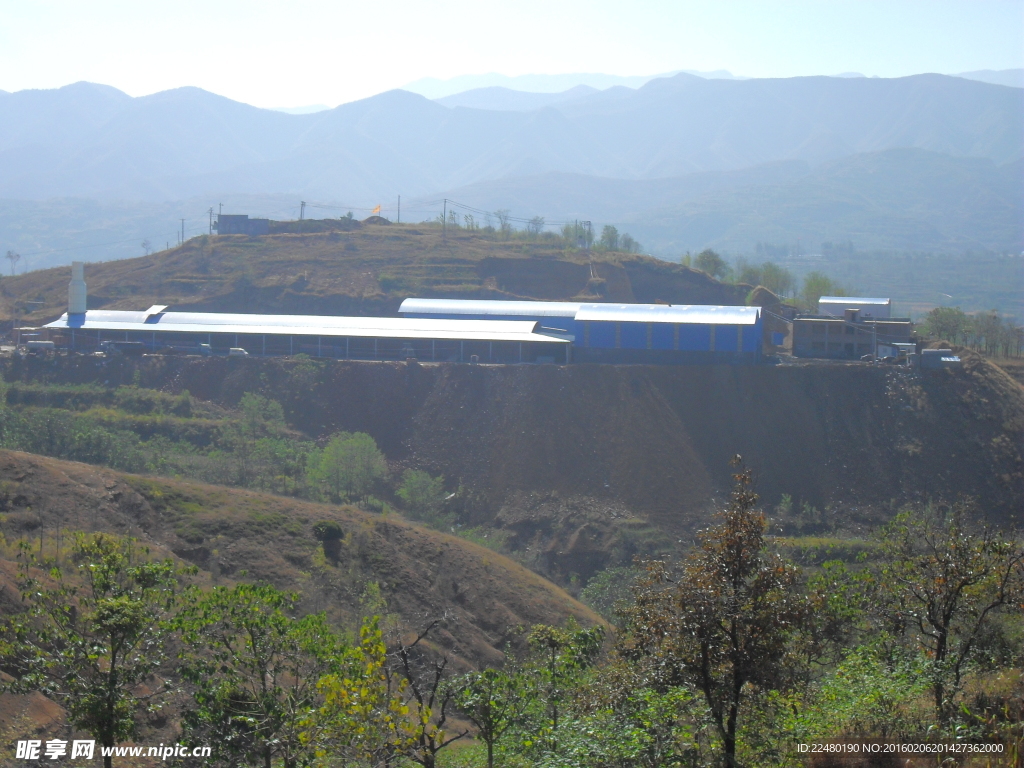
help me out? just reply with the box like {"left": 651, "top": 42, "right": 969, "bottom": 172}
{"left": 0, "top": 227, "right": 747, "bottom": 325}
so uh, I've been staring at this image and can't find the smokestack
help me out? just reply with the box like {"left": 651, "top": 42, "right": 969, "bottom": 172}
{"left": 69, "top": 261, "right": 86, "bottom": 314}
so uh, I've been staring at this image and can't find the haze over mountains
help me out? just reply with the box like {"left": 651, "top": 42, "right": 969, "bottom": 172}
{"left": 2, "top": 72, "right": 1020, "bottom": 202}
{"left": 0, "top": 69, "right": 1021, "bottom": 309}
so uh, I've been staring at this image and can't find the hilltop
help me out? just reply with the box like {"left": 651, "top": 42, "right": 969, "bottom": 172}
{"left": 0, "top": 224, "right": 747, "bottom": 325}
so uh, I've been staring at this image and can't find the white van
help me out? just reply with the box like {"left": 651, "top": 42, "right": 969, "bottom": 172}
{"left": 228, "top": 347, "right": 249, "bottom": 357}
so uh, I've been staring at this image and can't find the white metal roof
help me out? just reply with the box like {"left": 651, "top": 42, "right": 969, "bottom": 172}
{"left": 400, "top": 298, "right": 583, "bottom": 317}
{"left": 44, "top": 310, "right": 570, "bottom": 343}
{"left": 818, "top": 297, "right": 890, "bottom": 306}
{"left": 401, "top": 298, "right": 760, "bottom": 325}
{"left": 574, "top": 304, "right": 760, "bottom": 325}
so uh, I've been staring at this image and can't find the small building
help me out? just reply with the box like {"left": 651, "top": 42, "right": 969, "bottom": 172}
{"left": 792, "top": 308, "right": 912, "bottom": 359}
{"left": 920, "top": 349, "right": 962, "bottom": 369}
{"left": 818, "top": 296, "right": 892, "bottom": 319}
{"left": 215, "top": 214, "right": 270, "bottom": 236}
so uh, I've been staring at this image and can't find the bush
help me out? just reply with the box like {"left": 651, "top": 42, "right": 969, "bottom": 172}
{"left": 306, "top": 432, "right": 388, "bottom": 503}
{"left": 397, "top": 469, "right": 451, "bottom": 527}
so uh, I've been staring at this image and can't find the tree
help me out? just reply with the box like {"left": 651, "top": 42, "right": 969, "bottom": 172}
{"left": 600, "top": 225, "right": 620, "bottom": 251}
{"left": 452, "top": 667, "right": 524, "bottom": 768}
{"left": 694, "top": 249, "right": 729, "bottom": 280}
{"left": 527, "top": 216, "right": 545, "bottom": 237}
{"left": 306, "top": 431, "right": 388, "bottom": 503}
{"left": 759, "top": 261, "right": 795, "bottom": 297}
{"left": 452, "top": 668, "right": 527, "bottom": 768}
{"left": 621, "top": 460, "right": 808, "bottom": 767}
{"left": 494, "top": 210, "right": 512, "bottom": 239}
{"left": 391, "top": 620, "right": 469, "bottom": 768}
{"left": 920, "top": 307, "right": 970, "bottom": 345}
{"left": 525, "top": 623, "right": 604, "bottom": 754}
{"left": 141, "top": 240, "right": 152, "bottom": 256}
{"left": 872, "top": 504, "right": 1024, "bottom": 724}
{"left": 5, "top": 249, "right": 20, "bottom": 276}
{"left": 619, "top": 233, "right": 641, "bottom": 254}
{"left": 801, "top": 271, "right": 845, "bottom": 310}
{"left": 1, "top": 534, "right": 191, "bottom": 768}
{"left": 397, "top": 469, "right": 449, "bottom": 526}
{"left": 308, "top": 618, "right": 414, "bottom": 768}
{"left": 176, "top": 583, "right": 349, "bottom": 768}
{"left": 312, "top": 520, "right": 344, "bottom": 561}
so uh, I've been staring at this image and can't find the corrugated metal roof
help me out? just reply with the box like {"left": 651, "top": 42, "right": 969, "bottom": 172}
{"left": 44, "top": 311, "right": 570, "bottom": 343}
{"left": 402, "top": 298, "right": 761, "bottom": 325}
{"left": 819, "top": 297, "right": 890, "bottom": 305}
{"left": 574, "top": 304, "right": 760, "bottom": 325}
{"left": 400, "top": 298, "right": 583, "bottom": 317}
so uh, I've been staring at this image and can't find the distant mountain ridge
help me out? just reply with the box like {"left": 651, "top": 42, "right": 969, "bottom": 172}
{"left": 1, "top": 73, "right": 1020, "bottom": 203}
{"left": 435, "top": 84, "right": 599, "bottom": 111}
{"left": 425, "top": 149, "right": 1023, "bottom": 254}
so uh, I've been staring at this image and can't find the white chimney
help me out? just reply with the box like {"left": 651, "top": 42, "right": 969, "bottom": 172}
{"left": 69, "top": 261, "right": 87, "bottom": 314}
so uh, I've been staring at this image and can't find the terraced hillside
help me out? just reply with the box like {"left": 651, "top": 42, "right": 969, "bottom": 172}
{"left": 0, "top": 223, "right": 747, "bottom": 326}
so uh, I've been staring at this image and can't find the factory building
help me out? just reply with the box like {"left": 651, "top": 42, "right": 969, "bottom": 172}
{"left": 792, "top": 308, "right": 912, "bottom": 359}
{"left": 818, "top": 296, "right": 892, "bottom": 319}
{"left": 44, "top": 309, "right": 570, "bottom": 363}
{"left": 42, "top": 265, "right": 570, "bottom": 362}
{"left": 41, "top": 266, "right": 761, "bottom": 365}
{"left": 214, "top": 214, "right": 270, "bottom": 236}
{"left": 400, "top": 298, "right": 762, "bottom": 363}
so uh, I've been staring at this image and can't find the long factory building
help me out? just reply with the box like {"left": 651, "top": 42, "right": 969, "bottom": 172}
{"left": 39, "top": 264, "right": 762, "bottom": 365}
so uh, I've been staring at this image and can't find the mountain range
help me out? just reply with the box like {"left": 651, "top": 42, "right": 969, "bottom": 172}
{"left": 0, "top": 70, "right": 1021, "bottom": 309}
{"left": 1, "top": 72, "right": 1020, "bottom": 203}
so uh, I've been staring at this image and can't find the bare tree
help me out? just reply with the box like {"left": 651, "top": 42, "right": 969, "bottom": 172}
{"left": 5, "top": 250, "right": 20, "bottom": 276}
{"left": 391, "top": 619, "right": 468, "bottom": 768}
{"left": 141, "top": 239, "right": 152, "bottom": 256}
{"left": 494, "top": 210, "right": 512, "bottom": 240}
{"left": 527, "top": 216, "right": 545, "bottom": 237}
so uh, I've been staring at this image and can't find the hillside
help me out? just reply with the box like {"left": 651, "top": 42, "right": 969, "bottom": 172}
{"left": 0, "top": 449, "right": 600, "bottom": 669}
{"left": 434, "top": 149, "right": 1024, "bottom": 255}
{"left": 0, "top": 225, "right": 748, "bottom": 325}
{"left": 2, "top": 347, "right": 1021, "bottom": 587}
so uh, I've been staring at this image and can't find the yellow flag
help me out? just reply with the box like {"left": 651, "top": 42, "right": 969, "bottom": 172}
{"left": 371, "top": 205, "right": 381, "bottom": 215}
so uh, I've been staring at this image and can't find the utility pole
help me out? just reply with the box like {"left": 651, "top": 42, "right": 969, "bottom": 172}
{"left": 397, "top": 195, "right": 400, "bottom": 224}
{"left": 442, "top": 199, "right": 446, "bottom": 238}
{"left": 299, "top": 201, "right": 306, "bottom": 221}
{"left": 208, "top": 207, "right": 214, "bottom": 234}
{"left": 180, "top": 219, "right": 185, "bottom": 245}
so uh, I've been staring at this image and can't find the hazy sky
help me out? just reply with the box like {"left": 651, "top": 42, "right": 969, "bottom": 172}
{"left": 2, "top": 0, "right": 1021, "bottom": 108}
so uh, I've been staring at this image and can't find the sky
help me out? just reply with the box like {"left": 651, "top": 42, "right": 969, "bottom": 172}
{"left": 1, "top": 0, "right": 1022, "bottom": 108}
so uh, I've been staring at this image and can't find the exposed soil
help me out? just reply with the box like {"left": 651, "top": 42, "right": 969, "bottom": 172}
{"left": 3, "top": 346, "right": 1020, "bottom": 584}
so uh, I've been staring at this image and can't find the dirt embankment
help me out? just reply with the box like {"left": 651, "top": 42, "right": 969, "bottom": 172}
{"left": 4, "top": 351, "right": 1021, "bottom": 581}
{"left": 0, "top": 227, "right": 748, "bottom": 326}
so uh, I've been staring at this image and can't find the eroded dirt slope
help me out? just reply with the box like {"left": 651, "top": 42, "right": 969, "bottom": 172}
{"left": 4, "top": 349, "right": 1021, "bottom": 584}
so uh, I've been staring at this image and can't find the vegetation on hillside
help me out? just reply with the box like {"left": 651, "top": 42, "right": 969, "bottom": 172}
{"left": 0, "top": 376, "right": 521, "bottom": 554}
{"left": 919, "top": 306, "right": 1024, "bottom": 358}
{"left": 2, "top": 462, "right": 1021, "bottom": 767}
